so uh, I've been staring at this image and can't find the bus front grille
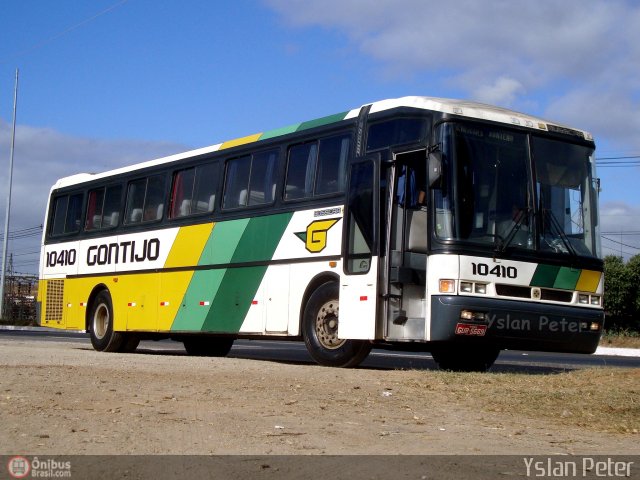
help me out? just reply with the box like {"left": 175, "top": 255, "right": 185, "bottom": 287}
{"left": 495, "top": 284, "right": 530, "bottom": 299}
{"left": 45, "top": 280, "right": 65, "bottom": 322}
{"left": 495, "top": 283, "right": 573, "bottom": 303}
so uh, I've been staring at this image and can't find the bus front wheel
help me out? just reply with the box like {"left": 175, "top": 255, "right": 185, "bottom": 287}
{"left": 431, "top": 345, "right": 500, "bottom": 372}
{"left": 89, "top": 290, "right": 124, "bottom": 352}
{"left": 302, "top": 282, "right": 371, "bottom": 368}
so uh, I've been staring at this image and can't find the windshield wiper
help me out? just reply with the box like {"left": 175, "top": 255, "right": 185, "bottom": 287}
{"left": 542, "top": 209, "right": 577, "bottom": 256}
{"left": 496, "top": 207, "right": 530, "bottom": 253}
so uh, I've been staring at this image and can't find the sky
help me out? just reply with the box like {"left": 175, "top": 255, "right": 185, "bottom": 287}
{"left": 1, "top": 0, "right": 639, "bottom": 274}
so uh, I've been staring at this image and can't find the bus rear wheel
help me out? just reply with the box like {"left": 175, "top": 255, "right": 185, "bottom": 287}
{"left": 89, "top": 290, "right": 124, "bottom": 352}
{"left": 431, "top": 345, "right": 500, "bottom": 372}
{"left": 302, "top": 282, "right": 371, "bottom": 368}
{"left": 183, "top": 337, "right": 234, "bottom": 357}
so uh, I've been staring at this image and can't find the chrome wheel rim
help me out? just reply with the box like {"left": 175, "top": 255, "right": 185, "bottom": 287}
{"left": 93, "top": 303, "right": 109, "bottom": 340}
{"left": 315, "top": 299, "right": 345, "bottom": 350}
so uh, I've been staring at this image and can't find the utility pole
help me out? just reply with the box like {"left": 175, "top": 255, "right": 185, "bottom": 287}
{"left": 0, "top": 69, "right": 19, "bottom": 320}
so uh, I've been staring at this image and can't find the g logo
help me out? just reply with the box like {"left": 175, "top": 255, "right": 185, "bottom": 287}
{"left": 295, "top": 218, "right": 340, "bottom": 253}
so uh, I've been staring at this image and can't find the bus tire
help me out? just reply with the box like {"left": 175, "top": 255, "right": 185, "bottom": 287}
{"left": 183, "top": 337, "right": 234, "bottom": 357}
{"left": 118, "top": 335, "right": 140, "bottom": 353}
{"left": 302, "top": 282, "right": 371, "bottom": 368}
{"left": 89, "top": 290, "right": 124, "bottom": 352}
{"left": 431, "top": 345, "right": 500, "bottom": 372}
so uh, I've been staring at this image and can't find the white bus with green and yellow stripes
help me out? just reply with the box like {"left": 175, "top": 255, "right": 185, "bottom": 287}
{"left": 38, "top": 96, "right": 604, "bottom": 371}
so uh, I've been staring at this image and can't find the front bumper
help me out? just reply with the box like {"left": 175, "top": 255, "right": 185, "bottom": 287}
{"left": 430, "top": 295, "right": 604, "bottom": 353}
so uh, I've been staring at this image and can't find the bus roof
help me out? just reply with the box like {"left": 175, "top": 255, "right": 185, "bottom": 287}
{"left": 51, "top": 96, "right": 593, "bottom": 190}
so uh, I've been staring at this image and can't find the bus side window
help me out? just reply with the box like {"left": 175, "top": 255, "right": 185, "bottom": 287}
{"left": 170, "top": 168, "right": 196, "bottom": 218}
{"left": 192, "top": 162, "right": 218, "bottom": 214}
{"left": 248, "top": 150, "right": 277, "bottom": 206}
{"left": 223, "top": 156, "right": 251, "bottom": 209}
{"left": 50, "top": 193, "right": 83, "bottom": 236}
{"left": 85, "top": 188, "right": 105, "bottom": 230}
{"left": 125, "top": 175, "right": 165, "bottom": 224}
{"left": 316, "top": 134, "right": 350, "bottom": 195}
{"left": 285, "top": 142, "right": 318, "bottom": 200}
{"left": 102, "top": 185, "right": 122, "bottom": 227}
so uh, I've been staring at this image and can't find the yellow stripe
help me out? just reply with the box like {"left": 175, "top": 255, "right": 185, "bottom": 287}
{"left": 219, "top": 133, "right": 262, "bottom": 150}
{"left": 164, "top": 223, "right": 214, "bottom": 268}
{"left": 575, "top": 269, "right": 601, "bottom": 293}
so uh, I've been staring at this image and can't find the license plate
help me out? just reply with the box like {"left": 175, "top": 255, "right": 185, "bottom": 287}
{"left": 455, "top": 323, "right": 487, "bottom": 336}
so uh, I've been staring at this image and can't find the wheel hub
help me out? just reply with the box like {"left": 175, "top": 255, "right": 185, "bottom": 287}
{"left": 315, "top": 299, "right": 345, "bottom": 350}
{"left": 93, "top": 304, "right": 109, "bottom": 340}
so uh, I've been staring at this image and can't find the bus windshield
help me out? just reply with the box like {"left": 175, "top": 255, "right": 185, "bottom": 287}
{"left": 434, "top": 122, "right": 599, "bottom": 259}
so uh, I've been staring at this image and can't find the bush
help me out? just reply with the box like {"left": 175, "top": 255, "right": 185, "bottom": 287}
{"left": 603, "top": 254, "right": 640, "bottom": 332}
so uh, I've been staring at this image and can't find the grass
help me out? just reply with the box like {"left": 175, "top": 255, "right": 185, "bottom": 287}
{"left": 407, "top": 368, "right": 640, "bottom": 435}
{"left": 600, "top": 329, "right": 640, "bottom": 349}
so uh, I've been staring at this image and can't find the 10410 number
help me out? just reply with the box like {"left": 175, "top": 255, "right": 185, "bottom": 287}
{"left": 471, "top": 262, "right": 517, "bottom": 279}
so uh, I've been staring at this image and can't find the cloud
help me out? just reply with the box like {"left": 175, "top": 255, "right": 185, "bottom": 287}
{"left": 266, "top": 0, "right": 640, "bottom": 140}
{"left": 599, "top": 201, "right": 640, "bottom": 260}
{"left": 472, "top": 77, "right": 525, "bottom": 107}
{"left": 0, "top": 119, "right": 187, "bottom": 273}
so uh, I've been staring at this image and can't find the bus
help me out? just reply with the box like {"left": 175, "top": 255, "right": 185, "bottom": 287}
{"left": 37, "top": 96, "right": 604, "bottom": 371}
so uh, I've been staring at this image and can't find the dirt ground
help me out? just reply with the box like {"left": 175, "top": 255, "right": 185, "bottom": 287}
{"left": 0, "top": 338, "right": 638, "bottom": 456}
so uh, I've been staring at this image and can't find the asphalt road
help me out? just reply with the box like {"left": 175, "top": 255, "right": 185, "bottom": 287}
{"left": 1, "top": 328, "right": 639, "bottom": 373}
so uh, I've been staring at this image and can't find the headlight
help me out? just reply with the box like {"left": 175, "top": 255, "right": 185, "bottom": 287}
{"left": 460, "top": 281, "right": 472, "bottom": 293}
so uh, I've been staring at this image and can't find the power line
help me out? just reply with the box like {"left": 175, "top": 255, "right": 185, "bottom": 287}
{"left": 601, "top": 235, "right": 640, "bottom": 251}
{"left": 602, "top": 245, "right": 637, "bottom": 257}
{"left": 597, "top": 155, "right": 640, "bottom": 160}
{"left": 0, "top": 225, "right": 42, "bottom": 242}
{"left": 1, "top": 0, "right": 130, "bottom": 63}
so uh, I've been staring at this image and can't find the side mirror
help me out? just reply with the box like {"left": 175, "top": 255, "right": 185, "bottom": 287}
{"left": 428, "top": 152, "right": 443, "bottom": 189}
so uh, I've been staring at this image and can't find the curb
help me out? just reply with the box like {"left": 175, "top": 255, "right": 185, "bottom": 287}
{"left": 594, "top": 346, "right": 640, "bottom": 358}
{"left": 2, "top": 325, "right": 639, "bottom": 357}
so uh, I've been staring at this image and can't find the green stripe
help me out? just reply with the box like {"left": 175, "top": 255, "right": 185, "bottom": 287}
{"left": 256, "top": 111, "right": 349, "bottom": 142}
{"left": 553, "top": 267, "right": 581, "bottom": 290}
{"left": 200, "top": 213, "right": 292, "bottom": 332}
{"left": 172, "top": 213, "right": 293, "bottom": 333}
{"left": 231, "top": 213, "right": 292, "bottom": 263}
{"left": 201, "top": 266, "right": 268, "bottom": 332}
{"left": 530, "top": 264, "right": 560, "bottom": 288}
{"left": 259, "top": 124, "right": 300, "bottom": 140}
{"left": 296, "top": 111, "right": 349, "bottom": 131}
{"left": 199, "top": 219, "right": 249, "bottom": 265}
{"left": 170, "top": 270, "right": 225, "bottom": 331}
{"left": 530, "top": 264, "right": 582, "bottom": 290}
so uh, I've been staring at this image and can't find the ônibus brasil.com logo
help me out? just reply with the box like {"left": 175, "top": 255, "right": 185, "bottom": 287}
{"left": 7, "top": 456, "right": 72, "bottom": 478}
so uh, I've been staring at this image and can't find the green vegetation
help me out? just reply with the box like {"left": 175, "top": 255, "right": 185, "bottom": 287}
{"left": 603, "top": 254, "right": 640, "bottom": 334}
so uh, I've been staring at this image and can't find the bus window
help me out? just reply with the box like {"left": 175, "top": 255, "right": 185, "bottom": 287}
{"left": 170, "top": 168, "right": 196, "bottom": 218}
{"left": 170, "top": 162, "right": 219, "bottom": 218}
{"left": 248, "top": 150, "right": 277, "bottom": 206}
{"left": 315, "top": 134, "right": 350, "bottom": 195}
{"left": 86, "top": 185, "right": 122, "bottom": 230}
{"left": 285, "top": 143, "right": 318, "bottom": 200}
{"left": 85, "top": 188, "right": 105, "bottom": 230}
{"left": 223, "top": 156, "right": 251, "bottom": 208}
{"left": 192, "top": 163, "right": 218, "bottom": 214}
{"left": 223, "top": 151, "right": 277, "bottom": 209}
{"left": 125, "top": 175, "right": 166, "bottom": 224}
{"left": 366, "top": 118, "right": 426, "bottom": 151}
{"left": 50, "top": 193, "right": 83, "bottom": 236}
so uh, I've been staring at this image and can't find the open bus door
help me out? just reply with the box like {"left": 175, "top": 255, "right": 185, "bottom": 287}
{"left": 382, "top": 149, "right": 429, "bottom": 341}
{"left": 338, "top": 156, "right": 379, "bottom": 341}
